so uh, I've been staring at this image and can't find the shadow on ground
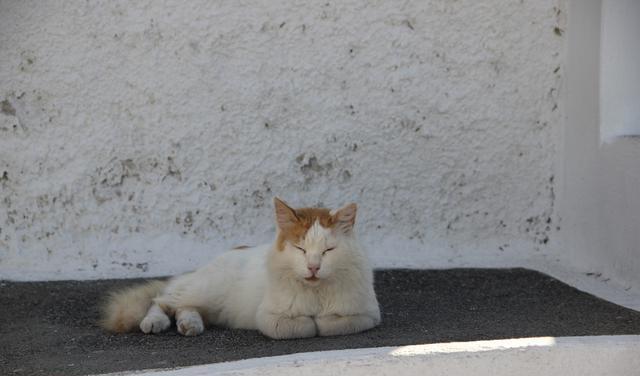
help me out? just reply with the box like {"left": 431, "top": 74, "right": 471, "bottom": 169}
{"left": 2, "top": 268, "right": 640, "bottom": 375}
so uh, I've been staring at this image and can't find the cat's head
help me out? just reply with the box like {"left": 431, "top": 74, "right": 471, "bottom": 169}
{"left": 271, "top": 197, "right": 359, "bottom": 285}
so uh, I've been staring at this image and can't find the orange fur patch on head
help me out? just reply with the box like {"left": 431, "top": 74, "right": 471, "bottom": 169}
{"left": 274, "top": 199, "right": 336, "bottom": 251}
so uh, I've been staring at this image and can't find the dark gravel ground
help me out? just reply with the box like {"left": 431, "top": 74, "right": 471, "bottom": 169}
{"left": 2, "top": 268, "right": 640, "bottom": 376}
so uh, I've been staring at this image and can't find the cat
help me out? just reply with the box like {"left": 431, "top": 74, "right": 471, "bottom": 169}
{"left": 101, "top": 197, "right": 381, "bottom": 339}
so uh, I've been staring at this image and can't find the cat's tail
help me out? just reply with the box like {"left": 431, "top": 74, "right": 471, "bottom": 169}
{"left": 100, "top": 280, "right": 168, "bottom": 333}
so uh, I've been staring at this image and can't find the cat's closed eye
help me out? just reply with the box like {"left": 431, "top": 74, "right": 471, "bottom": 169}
{"left": 323, "top": 247, "right": 336, "bottom": 254}
{"left": 294, "top": 245, "right": 306, "bottom": 253}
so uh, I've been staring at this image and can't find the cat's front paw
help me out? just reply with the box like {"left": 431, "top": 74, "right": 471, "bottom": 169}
{"left": 140, "top": 314, "right": 171, "bottom": 334}
{"left": 258, "top": 314, "right": 317, "bottom": 339}
{"left": 315, "top": 314, "right": 377, "bottom": 336}
{"left": 176, "top": 313, "right": 204, "bottom": 336}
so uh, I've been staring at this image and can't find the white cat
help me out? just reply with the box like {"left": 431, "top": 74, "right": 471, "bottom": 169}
{"left": 101, "top": 198, "right": 381, "bottom": 339}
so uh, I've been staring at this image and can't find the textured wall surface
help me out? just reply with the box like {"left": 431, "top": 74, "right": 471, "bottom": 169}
{"left": 0, "top": 0, "right": 566, "bottom": 280}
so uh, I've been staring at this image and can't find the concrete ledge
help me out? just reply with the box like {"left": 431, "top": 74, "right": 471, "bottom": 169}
{"left": 99, "top": 335, "right": 640, "bottom": 376}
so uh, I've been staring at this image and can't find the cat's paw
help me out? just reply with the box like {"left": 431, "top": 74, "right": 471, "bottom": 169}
{"left": 140, "top": 314, "right": 171, "bottom": 334}
{"left": 177, "top": 314, "right": 204, "bottom": 336}
{"left": 258, "top": 314, "right": 317, "bottom": 339}
{"left": 315, "top": 314, "right": 377, "bottom": 336}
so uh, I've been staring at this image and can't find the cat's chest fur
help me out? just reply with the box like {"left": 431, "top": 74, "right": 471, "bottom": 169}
{"left": 286, "top": 288, "right": 324, "bottom": 316}
{"left": 264, "top": 278, "right": 365, "bottom": 317}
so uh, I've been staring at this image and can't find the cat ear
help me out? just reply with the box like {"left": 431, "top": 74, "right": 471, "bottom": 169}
{"left": 274, "top": 197, "right": 299, "bottom": 230}
{"left": 332, "top": 203, "right": 357, "bottom": 234}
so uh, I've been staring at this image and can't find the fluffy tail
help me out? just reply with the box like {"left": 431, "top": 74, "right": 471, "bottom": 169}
{"left": 100, "top": 280, "right": 168, "bottom": 333}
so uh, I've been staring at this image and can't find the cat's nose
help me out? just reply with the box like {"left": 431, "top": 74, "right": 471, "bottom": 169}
{"left": 307, "top": 264, "right": 320, "bottom": 275}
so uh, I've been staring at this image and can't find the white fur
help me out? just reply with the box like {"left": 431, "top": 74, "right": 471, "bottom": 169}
{"left": 143, "top": 221, "right": 380, "bottom": 339}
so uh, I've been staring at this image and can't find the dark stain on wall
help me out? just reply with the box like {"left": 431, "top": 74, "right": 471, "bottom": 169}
{"left": 1, "top": 100, "right": 16, "bottom": 116}
{"left": 298, "top": 155, "right": 333, "bottom": 184}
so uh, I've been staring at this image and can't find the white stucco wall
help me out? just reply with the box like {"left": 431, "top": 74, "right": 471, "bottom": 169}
{"left": 0, "top": 1, "right": 566, "bottom": 280}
